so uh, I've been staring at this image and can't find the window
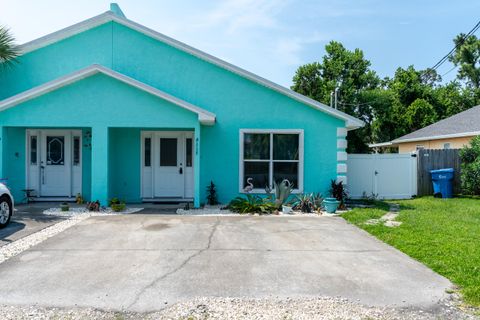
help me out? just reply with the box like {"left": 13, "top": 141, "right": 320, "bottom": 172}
{"left": 416, "top": 145, "right": 425, "bottom": 151}
{"left": 160, "top": 138, "right": 177, "bottom": 166}
{"left": 30, "top": 136, "right": 37, "bottom": 165}
{"left": 240, "top": 130, "right": 303, "bottom": 192}
{"left": 443, "top": 143, "right": 451, "bottom": 149}
{"left": 144, "top": 137, "right": 151, "bottom": 167}
{"left": 46, "top": 136, "right": 64, "bottom": 165}
{"left": 73, "top": 136, "right": 80, "bottom": 166}
{"left": 186, "top": 138, "right": 193, "bottom": 167}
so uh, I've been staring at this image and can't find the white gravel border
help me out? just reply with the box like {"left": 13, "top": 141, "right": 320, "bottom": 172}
{"left": 43, "top": 207, "right": 144, "bottom": 216}
{"left": 177, "top": 205, "right": 346, "bottom": 216}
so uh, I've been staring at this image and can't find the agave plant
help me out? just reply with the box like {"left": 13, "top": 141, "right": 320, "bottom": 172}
{"left": 273, "top": 179, "right": 294, "bottom": 209}
{"left": 292, "top": 193, "right": 315, "bottom": 213}
{"left": 0, "top": 26, "right": 19, "bottom": 68}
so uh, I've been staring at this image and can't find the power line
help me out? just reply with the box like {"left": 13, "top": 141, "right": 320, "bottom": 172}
{"left": 430, "top": 20, "right": 480, "bottom": 72}
{"left": 441, "top": 65, "right": 458, "bottom": 77}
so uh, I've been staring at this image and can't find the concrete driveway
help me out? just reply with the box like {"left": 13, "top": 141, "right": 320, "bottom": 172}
{"left": 0, "top": 204, "right": 67, "bottom": 247}
{"left": 0, "top": 215, "right": 451, "bottom": 312}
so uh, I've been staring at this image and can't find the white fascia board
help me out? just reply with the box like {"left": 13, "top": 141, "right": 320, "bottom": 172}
{"left": 392, "top": 131, "right": 480, "bottom": 144}
{"left": 368, "top": 142, "right": 394, "bottom": 148}
{"left": 17, "top": 11, "right": 363, "bottom": 130}
{"left": 0, "top": 64, "right": 216, "bottom": 125}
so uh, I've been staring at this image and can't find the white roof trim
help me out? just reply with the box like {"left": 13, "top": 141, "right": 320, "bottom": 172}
{"left": 392, "top": 131, "right": 480, "bottom": 144}
{"left": 0, "top": 64, "right": 216, "bottom": 125}
{"left": 17, "top": 11, "right": 363, "bottom": 130}
{"left": 368, "top": 142, "right": 394, "bottom": 148}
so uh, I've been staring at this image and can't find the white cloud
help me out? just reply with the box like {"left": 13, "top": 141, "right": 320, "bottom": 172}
{"left": 194, "top": 0, "right": 290, "bottom": 34}
{"left": 275, "top": 33, "right": 327, "bottom": 66}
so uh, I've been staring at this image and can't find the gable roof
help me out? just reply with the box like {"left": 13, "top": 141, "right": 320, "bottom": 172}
{"left": 0, "top": 64, "right": 216, "bottom": 125}
{"left": 17, "top": 8, "right": 364, "bottom": 130}
{"left": 393, "top": 105, "right": 480, "bottom": 143}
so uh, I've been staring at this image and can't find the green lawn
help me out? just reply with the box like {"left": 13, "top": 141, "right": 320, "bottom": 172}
{"left": 343, "top": 197, "right": 480, "bottom": 307}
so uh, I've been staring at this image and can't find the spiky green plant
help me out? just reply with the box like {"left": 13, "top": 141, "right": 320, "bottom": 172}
{"left": 273, "top": 179, "right": 294, "bottom": 209}
{"left": 0, "top": 26, "right": 19, "bottom": 68}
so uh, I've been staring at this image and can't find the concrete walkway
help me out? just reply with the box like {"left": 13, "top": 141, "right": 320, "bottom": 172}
{"left": 0, "top": 215, "right": 452, "bottom": 313}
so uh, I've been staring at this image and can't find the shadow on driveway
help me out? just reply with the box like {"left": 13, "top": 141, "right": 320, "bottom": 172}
{"left": 0, "top": 203, "right": 67, "bottom": 247}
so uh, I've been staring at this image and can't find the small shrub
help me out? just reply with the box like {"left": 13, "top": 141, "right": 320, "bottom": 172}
{"left": 312, "top": 193, "right": 323, "bottom": 210}
{"left": 292, "top": 193, "right": 314, "bottom": 213}
{"left": 111, "top": 202, "right": 126, "bottom": 212}
{"left": 228, "top": 195, "right": 276, "bottom": 214}
{"left": 206, "top": 181, "right": 219, "bottom": 205}
{"left": 330, "top": 179, "right": 348, "bottom": 209}
{"left": 109, "top": 197, "right": 120, "bottom": 207}
{"left": 459, "top": 136, "right": 480, "bottom": 195}
{"left": 60, "top": 202, "right": 70, "bottom": 212}
{"left": 86, "top": 200, "right": 100, "bottom": 212}
{"left": 109, "top": 197, "right": 126, "bottom": 212}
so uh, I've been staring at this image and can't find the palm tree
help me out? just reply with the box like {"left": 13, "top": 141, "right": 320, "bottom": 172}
{"left": 0, "top": 26, "right": 18, "bottom": 67}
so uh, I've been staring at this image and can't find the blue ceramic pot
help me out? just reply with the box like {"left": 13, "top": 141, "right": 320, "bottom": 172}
{"left": 323, "top": 198, "right": 340, "bottom": 214}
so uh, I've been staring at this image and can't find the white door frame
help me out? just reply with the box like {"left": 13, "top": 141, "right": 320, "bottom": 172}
{"left": 26, "top": 129, "right": 82, "bottom": 198}
{"left": 140, "top": 130, "right": 194, "bottom": 200}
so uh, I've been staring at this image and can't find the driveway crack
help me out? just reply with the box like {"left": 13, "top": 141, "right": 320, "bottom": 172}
{"left": 127, "top": 218, "right": 220, "bottom": 309}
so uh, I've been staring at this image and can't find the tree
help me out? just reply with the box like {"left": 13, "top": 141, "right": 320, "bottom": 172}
{"left": 387, "top": 66, "right": 437, "bottom": 108}
{"left": 450, "top": 34, "right": 480, "bottom": 89}
{"left": 403, "top": 98, "right": 438, "bottom": 132}
{"left": 459, "top": 136, "right": 480, "bottom": 195}
{"left": 291, "top": 41, "right": 380, "bottom": 152}
{"left": 0, "top": 26, "right": 18, "bottom": 67}
{"left": 433, "top": 82, "right": 476, "bottom": 118}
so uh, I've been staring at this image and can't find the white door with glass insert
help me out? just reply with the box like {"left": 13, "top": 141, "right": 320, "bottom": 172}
{"left": 27, "top": 130, "right": 82, "bottom": 198}
{"left": 141, "top": 131, "right": 194, "bottom": 199}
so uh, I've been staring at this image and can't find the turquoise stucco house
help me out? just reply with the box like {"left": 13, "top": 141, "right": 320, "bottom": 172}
{"left": 0, "top": 4, "right": 363, "bottom": 207}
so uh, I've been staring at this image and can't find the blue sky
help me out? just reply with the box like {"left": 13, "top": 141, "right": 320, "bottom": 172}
{"left": 1, "top": 0, "right": 478, "bottom": 87}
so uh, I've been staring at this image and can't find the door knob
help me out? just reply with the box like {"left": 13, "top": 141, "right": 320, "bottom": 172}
{"left": 179, "top": 167, "right": 183, "bottom": 174}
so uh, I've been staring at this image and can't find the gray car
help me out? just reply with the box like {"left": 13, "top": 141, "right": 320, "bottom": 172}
{"left": 0, "top": 183, "right": 14, "bottom": 228}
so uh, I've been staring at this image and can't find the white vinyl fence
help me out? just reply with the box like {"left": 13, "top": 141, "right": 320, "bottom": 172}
{"left": 347, "top": 154, "right": 417, "bottom": 199}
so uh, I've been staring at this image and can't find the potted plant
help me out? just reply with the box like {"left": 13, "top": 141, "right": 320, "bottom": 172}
{"left": 60, "top": 202, "right": 70, "bottom": 212}
{"left": 322, "top": 197, "right": 340, "bottom": 214}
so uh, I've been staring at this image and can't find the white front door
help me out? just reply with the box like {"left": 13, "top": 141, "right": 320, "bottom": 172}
{"left": 141, "top": 131, "right": 194, "bottom": 199}
{"left": 27, "top": 129, "right": 82, "bottom": 198}
{"left": 40, "top": 131, "right": 71, "bottom": 197}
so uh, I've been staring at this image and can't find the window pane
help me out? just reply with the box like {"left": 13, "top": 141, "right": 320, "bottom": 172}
{"left": 144, "top": 137, "right": 151, "bottom": 167}
{"left": 244, "top": 133, "right": 269, "bottom": 160}
{"left": 30, "top": 136, "right": 37, "bottom": 165}
{"left": 244, "top": 162, "right": 269, "bottom": 189}
{"left": 273, "top": 162, "right": 298, "bottom": 188}
{"left": 73, "top": 136, "right": 80, "bottom": 166}
{"left": 186, "top": 138, "right": 193, "bottom": 167}
{"left": 273, "top": 134, "right": 299, "bottom": 160}
{"left": 160, "top": 138, "right": 177, "bottom": 166}
{"left": 46, "top": 136, "right": 64, "bottom": 165}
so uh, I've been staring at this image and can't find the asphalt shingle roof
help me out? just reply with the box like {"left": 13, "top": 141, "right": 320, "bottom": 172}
{"left": 393, "top": 105, "right": 480, "bottom": 142}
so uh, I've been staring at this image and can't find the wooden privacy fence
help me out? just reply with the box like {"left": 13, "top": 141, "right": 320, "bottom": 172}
{"left": 416, "top": 148, "right": 462, "bottom": 196}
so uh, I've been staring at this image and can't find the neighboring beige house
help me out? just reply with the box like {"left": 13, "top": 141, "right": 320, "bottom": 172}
{"left": 370, "top": 105, "right": 480, "bottom": 153}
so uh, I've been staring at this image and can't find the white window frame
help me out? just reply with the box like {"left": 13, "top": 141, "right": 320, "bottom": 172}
{"left": 239, "top": 129, "right": 304, "bottom": 194}
{"left": 416, "top": 145, "right": 425, "bottom": 150}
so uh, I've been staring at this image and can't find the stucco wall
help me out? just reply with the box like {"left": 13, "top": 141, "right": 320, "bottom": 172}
{"left": 398, "top": 136, "right": 474, "bottom": 153}
{"left": 0, "top": 21, "right": 347, "bottom": 204}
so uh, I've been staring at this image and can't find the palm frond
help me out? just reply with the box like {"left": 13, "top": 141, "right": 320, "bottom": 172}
{"left": 0, "top": 26, "right": 19, "bottom": 68}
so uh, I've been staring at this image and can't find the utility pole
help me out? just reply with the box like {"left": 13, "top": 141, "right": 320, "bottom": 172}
{"left": 330, "top": 91, "right": 334, "bottom": 108}
{"left": 334, "top": 87, "right": 339, "bottom": 109}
